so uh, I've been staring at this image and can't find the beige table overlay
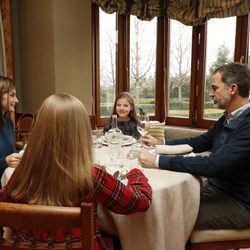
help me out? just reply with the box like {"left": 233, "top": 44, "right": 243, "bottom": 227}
{"left": 1, "top": 144, "right": 201, "bottom": 250}
{"left": 95, "top": 146, "right": 201, "bottom": 250}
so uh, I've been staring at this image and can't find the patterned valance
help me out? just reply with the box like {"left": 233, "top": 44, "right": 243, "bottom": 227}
{"left": 92, "top": 0, "right": 167, "bottom": 21}
{"left": 169, "top": 0, "right": 250, "bottom": 26}
{"left": 92, "top": 0, "right": 250, "bottom": 26}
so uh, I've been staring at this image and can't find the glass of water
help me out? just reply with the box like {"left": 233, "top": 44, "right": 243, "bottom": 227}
{"left": 92, "top": 130, "right": 103, "bottom": 148}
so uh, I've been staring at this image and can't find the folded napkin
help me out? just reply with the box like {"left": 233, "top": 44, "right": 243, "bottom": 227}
{"left": 155, "top": 144, "right": 193, "bottom": 155}
{"left": 148, "top": 126, "right": 165, "bottom": 140}
{"left": 147, "top": 122, "right": 165, "bottom": 140}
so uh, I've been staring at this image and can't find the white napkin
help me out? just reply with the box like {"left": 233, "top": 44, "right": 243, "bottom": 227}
{"left": 155, "top": 144, "right": 193, "bottom": 155}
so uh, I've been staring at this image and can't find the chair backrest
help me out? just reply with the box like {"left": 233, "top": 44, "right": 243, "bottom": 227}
{"left": 15, "top": 113, "right": 36, "bottom": 146}
{"left": 191, "top": 228, "right": 250, "bottom": 250}
{"left": 0, "top": 202, "right": 94, "bottom": 250}
{"left": 16, "top": 113, "right": 35, "bottom": 132}
{"left": 89, "top": 115, "right": 97, "bottom": 130}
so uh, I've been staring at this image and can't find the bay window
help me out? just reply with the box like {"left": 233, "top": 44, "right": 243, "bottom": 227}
{"left": 92, "top": 4, "right": 249, "bottom": 128}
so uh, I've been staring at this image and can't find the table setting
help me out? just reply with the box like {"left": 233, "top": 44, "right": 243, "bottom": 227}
{"left": 1, "top": 130, "right": 201, "bottom": 250}
{"left": 90, "top": 130, "right": 201, "bottom": 250}
{"left": 101, "top": 134, "right": 137, "bottom": 146}
{"left": 92, "top": 130, "right": 137, "bottom": 147}
{"left": 96, "top": 144, "right": 201, "bottom": 250}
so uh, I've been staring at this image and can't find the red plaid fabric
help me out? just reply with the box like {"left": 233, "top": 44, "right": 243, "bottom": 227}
{"left": 0, "top": 166, "right": 152, "bottom": 249}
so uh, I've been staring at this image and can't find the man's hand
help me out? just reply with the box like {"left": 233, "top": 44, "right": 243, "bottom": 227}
{"left": 138, "top": 150, "right": 157, "bottom": 168}
{"left": 5, "top": 153, "right": 22, "bottom": 168}
{"left": 141, "top": 134, "right": 163, "bottom": 146}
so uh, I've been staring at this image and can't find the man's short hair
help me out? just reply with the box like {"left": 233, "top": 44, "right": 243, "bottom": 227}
{"left": 213, "top": 63, "right": 250, "bottom": 98}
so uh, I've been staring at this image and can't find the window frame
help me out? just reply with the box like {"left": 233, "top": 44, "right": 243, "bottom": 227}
{"left": 92, "top": 4, "right": 250, "bottom": 129}
{"left": 93, "top": 5, "right": 165, "bottom": 127}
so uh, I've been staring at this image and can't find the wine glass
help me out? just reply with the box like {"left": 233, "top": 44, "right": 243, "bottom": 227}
{"left": 137, "top": 115, "right": 156, "bottom": 152}
{"left": 137, "top": 115, "right": 150, "bottom": 138}
{"left": 137, "top": 115, "right": 150, "bottom": 149}
{"left": 92, "top": 130, "right": 103, "bottom": 148}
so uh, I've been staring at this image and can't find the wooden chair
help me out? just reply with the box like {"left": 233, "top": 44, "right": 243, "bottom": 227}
{"left": 0, "top": 202, "right": 94, "bottom": 250}
{"left": 89, "top": 115, "right": 97, "bottom": 130}
{"left": 191, "top": 228, "right": 250, "bottom": 250}
{"left": 15, "top": 113, "right": 35, "bottom": 147}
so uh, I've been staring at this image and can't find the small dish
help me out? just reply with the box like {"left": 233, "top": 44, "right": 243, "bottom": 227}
{"left": 101, "top": 135, "right": 136, "bottom": 146}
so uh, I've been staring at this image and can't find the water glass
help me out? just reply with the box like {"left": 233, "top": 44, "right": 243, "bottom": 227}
{"left": 106, "top": 131, "right": 123, "bottom": 160}
{"left": 126, "top": 142, "right": 142, "bottom": 159}
{"left": 108, "top": 140, "right": 123, "bottom": 160}
{"left": 92, "top": 130, "right": 103, "bottom": 148}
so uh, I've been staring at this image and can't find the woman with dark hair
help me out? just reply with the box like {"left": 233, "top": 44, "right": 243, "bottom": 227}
{"left": 0, "top": 76, "right": 20, "bottom": 184}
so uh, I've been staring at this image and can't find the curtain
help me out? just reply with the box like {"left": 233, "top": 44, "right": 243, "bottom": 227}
{"left": 93, "top": 0, "right": 250, "bottom": 26}
{"left": 92, "top": 0, "right": 168, "bottom": 21}
{"left": 169, "top": 0, "right": 250, "bottom": 26}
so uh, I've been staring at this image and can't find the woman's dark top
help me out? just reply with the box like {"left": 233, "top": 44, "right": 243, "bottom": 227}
{"left": 0, "top": 117, "right": 13, "bottom": 180}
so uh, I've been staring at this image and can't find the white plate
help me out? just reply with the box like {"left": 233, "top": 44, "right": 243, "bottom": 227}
{"left": 101, "top": 136, "right": 136, "bottom": 146}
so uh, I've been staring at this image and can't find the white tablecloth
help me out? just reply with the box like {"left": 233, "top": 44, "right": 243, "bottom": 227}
{"left": 1, "top": 145, "right": 201, "bottom": 250}
{"left": 1, "top": 167, "right": 15, "bottom": 187}
{"left": 95, "top": 146, "right": 201, "bottom": 250}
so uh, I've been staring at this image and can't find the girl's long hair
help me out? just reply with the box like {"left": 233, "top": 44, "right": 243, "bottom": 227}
{"left": 0, "top": 76, "right": 15, "bottom": 126}
{"left": 112, "top": 92, "right": 138, "bottom": 121}
{"left": 10, "top": 93, "right": 94, "bottom": 206}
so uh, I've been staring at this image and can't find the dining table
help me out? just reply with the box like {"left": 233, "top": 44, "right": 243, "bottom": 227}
{"left": 1, "top": 140, "right": 201, "bottom": 250}
{"left": 94, "top": 144, "right": 201, "bottom": 250}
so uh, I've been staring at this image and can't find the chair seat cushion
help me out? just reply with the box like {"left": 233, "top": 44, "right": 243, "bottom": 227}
{"left": 164, "top": 126, "right": 206, "bottom": 139}
{"left": 191, "top": 228, "right": 250, "bottom": 243}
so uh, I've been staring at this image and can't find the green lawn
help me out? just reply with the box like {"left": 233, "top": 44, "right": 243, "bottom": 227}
{"left": 169, "top": 108, "right": 223, "bottom": 119}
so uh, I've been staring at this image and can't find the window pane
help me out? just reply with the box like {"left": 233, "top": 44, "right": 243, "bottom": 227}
{"left": 129, "top": 16, "right": 156, "bottom": 116}
{"left": 204, "top": 17, "right": 236, "bottom": 120}
{"left": 168, "top": 20, "right": 192, "bottom": 118}
{"left": 99, "top": 10, "right": 116, "bottom": 117}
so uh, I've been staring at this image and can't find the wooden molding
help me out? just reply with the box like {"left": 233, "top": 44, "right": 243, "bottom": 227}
{"left": 0, "top": 0, "right": 14, "bottom": 78}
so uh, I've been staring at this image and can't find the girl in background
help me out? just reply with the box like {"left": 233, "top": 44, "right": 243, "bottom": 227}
{"left": 0, "top": 93, "right": 152, "bottom": 250}
{"left": 0, "top": 76, "right": 21, "bottom": 185}
{"left": 103, "top": 92, "right": 140, "bottom": 139}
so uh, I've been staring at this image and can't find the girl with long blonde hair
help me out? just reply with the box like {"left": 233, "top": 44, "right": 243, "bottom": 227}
{"left": 1, "top": 93, "right": 152, "bottom": 250}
